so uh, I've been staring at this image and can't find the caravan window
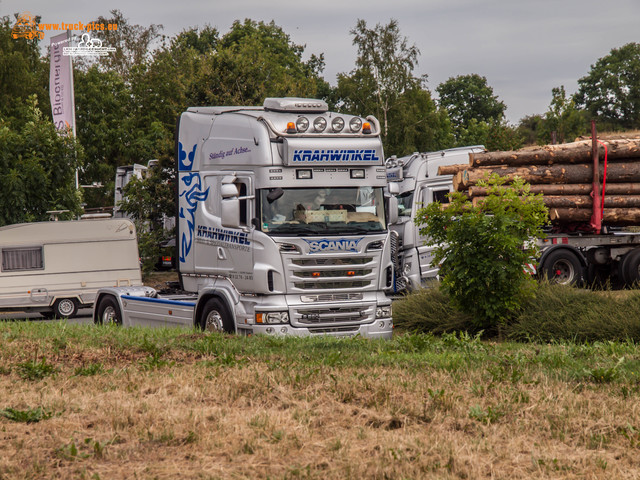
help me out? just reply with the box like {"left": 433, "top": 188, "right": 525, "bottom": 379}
{"left": 2, "top": 247, "right": 43, "bottom": 271}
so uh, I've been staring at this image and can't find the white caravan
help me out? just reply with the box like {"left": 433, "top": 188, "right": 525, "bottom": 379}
{"left": 0, "top": 219, "right": 142, "bottom": 318}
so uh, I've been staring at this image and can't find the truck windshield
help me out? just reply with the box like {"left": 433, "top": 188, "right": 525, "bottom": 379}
{"left": 397, "top": 191, "right": 414, "bottom": 217}
{"left": 260, "top": 187, "right": 386, "bottom": 235}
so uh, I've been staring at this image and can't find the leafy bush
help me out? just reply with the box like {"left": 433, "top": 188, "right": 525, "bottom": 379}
{"left": 393, "top": 281, "right": 640, "bottom": 343}
{"left": 392, "top": 287, "right": 476, "bottom": 334}
{"left": 507, "top": 282, "right": 640, "bottom": 342}
{"left": 415, "top": 175, "right": 547, "bottom": 328}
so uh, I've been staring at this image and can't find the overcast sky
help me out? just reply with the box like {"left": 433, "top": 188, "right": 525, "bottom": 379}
{"left": 3, "top": 0, "right": 639, "bottom": 123}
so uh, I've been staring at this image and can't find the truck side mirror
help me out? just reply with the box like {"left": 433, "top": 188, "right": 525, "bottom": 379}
{"left": 388, "top": 182, "right": 399, "bottom": 195}
{"left": 387, "top": 196, "right": 398, "bottom": 225}
{"left": 221, "top": 183, "right": 240, "bottom": 228}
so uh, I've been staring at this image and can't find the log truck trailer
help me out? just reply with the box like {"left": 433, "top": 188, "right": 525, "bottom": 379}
{"left": 386, "top": 140, "right": 640, "bottom": 290}
{"left": 93, "top": 97, "right": 396, "bottom": 338}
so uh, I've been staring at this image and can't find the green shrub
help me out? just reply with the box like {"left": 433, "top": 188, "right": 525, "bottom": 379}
{"left": 507, "top": 282, "right": 640, "bottom": 342}
{"left": 393, "top": 281, "right": 640, "bottom": 343}
{"left": 393, "top": 287, "right": 476, "bottom": 334}
{"left": 415, "top": 175, "right": 547, "bottom": 328}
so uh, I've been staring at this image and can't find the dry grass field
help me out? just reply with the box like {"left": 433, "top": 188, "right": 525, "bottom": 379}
{"left": 1, "top": 323, "right": 640, "bottom": 479}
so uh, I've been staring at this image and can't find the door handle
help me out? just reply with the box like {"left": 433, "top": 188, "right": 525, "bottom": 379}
{"left": 217, "top": 247, "right": 227, "bottom": 260}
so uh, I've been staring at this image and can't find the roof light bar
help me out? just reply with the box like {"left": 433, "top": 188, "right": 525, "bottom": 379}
{"left": 263, "top": 97, "right": 328, "bottom": 113}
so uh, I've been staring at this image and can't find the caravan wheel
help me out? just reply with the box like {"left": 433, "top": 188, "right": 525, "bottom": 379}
{"left": 53, "top": 298, "right": 78, "bottom": 318}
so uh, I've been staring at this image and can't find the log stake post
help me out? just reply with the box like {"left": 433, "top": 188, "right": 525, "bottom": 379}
{"left": 590, "top": 120, "right": 602, "bottom": 233}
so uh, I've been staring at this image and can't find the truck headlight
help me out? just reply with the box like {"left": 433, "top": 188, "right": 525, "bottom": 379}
{"left": 256, "top": 311, "right": 289, "bottom": 324}
{"left": 376, "top": 306, "right": 392, "bottom": 318}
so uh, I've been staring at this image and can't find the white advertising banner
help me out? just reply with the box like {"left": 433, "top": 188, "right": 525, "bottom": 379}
{"left": 49, "top": 32, "right": 75, "bottom": 134}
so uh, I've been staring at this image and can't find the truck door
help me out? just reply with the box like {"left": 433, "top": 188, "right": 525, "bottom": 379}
{"left": 417, "top": 184, "right": 452, "bottom": 279}
{"left": 217, "top": 175, "right": 254, "bottom": 291}
{"left": 194, "top": 174, "right": 219, "bottom": 275}
{"left": 196, "top": 174, "right": 254, "bottom": 290}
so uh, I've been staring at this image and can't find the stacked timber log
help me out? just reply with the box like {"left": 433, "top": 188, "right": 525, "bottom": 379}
{"left": 437, "top": 138, "right": 640, "bottom": 226}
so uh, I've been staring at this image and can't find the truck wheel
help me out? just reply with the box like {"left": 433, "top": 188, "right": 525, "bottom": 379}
{"left": 53, "top": 298, "right": 78, "bottom": 318}
{"left": 540, "top": 250, "right": 582, "bottom": 285}
{"left": 96, "top": 296, "right": 122, "bottom": 326}
{"left": 200, "top": 298, "right": 233, "bottom": 333}
{"left": 620, "top": 249, "right": 640, "bottom": 286}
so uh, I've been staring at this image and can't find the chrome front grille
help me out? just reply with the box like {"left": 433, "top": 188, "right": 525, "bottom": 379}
{"left": 287, "top": 254, "right": 378, "bottom": 292}
{"left": 292, "top": 302, "right": 376, "bottom": 327}
{"left": 300, "top": 293, "right": 363, "bottom": 303}
{"left": 293, "top": 280, "right": 371, "bottom": 290}
{"left": 297, "top": 305, "right": 372, "bottom": 324}
{"left": 291, "top": 257, "right": 372, "bottom": 266}
{"left": 293, "top": 269, "right": 372, "bottom": 278}
{"left": 309, "top": 326, "right": 360, "bottom": 335}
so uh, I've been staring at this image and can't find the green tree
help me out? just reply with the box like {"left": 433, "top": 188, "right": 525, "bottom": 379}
{"left": 0, "top": 16, "right": 48, "bottom": 125}
{"left": 0, "top": 96, "right": 83, "bottom": 226}
{"left": 75, "top": 9, "right": 163, "bottom": 80}
{"left": 73, "top": 12, "right": 176, "bottom": 208}
{"left": 574, "top": 43, "right": 640, "bottom": 130}
{"left": 335, "top": 19, "right": 450, "bottom": 155}
{"left": 73, "top": 66, "right": 137, "bottom": 208}
{"left": 383, "top": 87, "right": 454, "bottom": 154}
{"left": 193, "top": 19, "right": 328, "bottom": 106}
{"left": 517, "top": 114, "right": 544, "bottom": 146}
{"left": 539, "top": 86, "right": 587, "bottom": 144}
{"left": 456, "top": 118, "right": 523, "bottom": 151}
{"left": 118, "top": 160, "right": 175, "bottom": 273}
{"left": 436, "top": 74, "right": 506, "bottom": 130}
{"left": 415, "top": 175, "right": 547, "bottom": 328}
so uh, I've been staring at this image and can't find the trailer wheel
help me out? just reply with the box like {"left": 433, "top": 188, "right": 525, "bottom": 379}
{"left": 53, "top": 298, "right": 78, "bottom": 318}
{"left": 200, "top": 298, "right": 233, "bottom": 333}
{"left": 540, "top": 250, "right": 582, "bottom": 285}
{"left": 620, "top": 249, "right": 640, "bottom": 286}
{"left": 96, "top": 296, "right": 122, "bottom": 326}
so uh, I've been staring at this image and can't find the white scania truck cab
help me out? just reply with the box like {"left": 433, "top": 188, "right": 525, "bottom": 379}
{"left": 385, "top": 146, "right": 485, "bottom": 291}
{"left": 94, "top": 98, "right": 395, "bottom": 338}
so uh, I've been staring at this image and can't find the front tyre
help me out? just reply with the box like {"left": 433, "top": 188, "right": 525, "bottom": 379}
{"left": 199, "top": 298, "right": 234, "bottom": 333}
{"left": 53, "top": 298, "right": 78, "bottom": 318}
{"left": 95, "top": 296, "right": 122, "bottom": 326}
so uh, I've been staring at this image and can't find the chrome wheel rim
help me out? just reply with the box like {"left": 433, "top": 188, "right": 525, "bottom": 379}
{"left": 205, "top": 310, "right": 224, "bottom": 332}
{"left": 102, "top": 306, "right": 117, "bottom": 324}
